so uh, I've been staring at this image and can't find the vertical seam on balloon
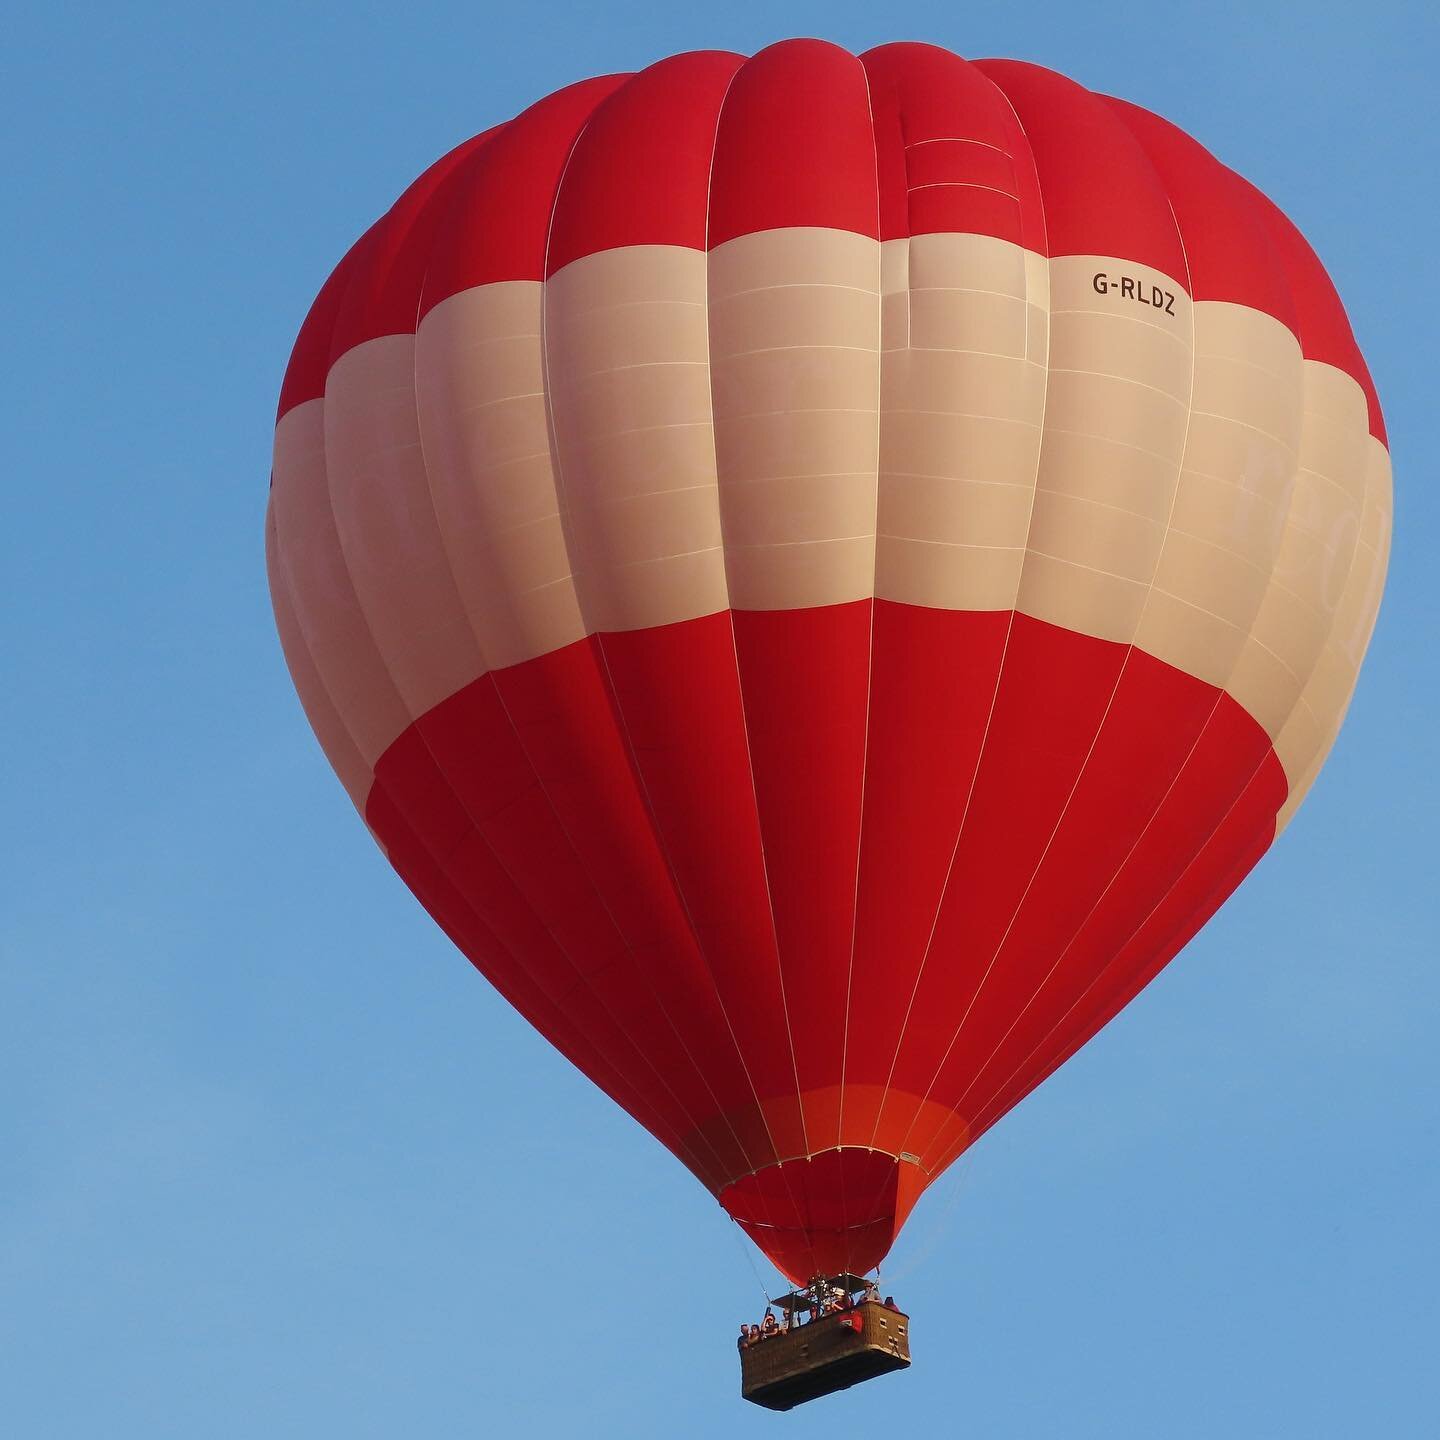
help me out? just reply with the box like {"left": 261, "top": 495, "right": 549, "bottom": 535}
{"left": 689, "top": 70, "right": 794, "bottom": 1203}
{"left": 837, "top": 48, "right": 922, "bottom": 1244}
{"left": 699, "top": 52, "right": 825, "bottom": 1283}
{"left": 865, "top": 70, "right": 1052, "bottom": 1160}
{"left": 702, "top": 63, "right": 815, "bottom": 1183}
{"left": 914, "top": 181, "right": 1202, "bottom": 1154}
{"left": 832, "top": 51, "right": 887, "bottom": 1274}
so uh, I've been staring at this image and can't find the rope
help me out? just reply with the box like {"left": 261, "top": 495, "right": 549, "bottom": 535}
{"left": 879, "top": 1152, "right": 974, "bottom": 1286}
{"left": 728, "top": 1216, "right": 775, "bottom": 1308}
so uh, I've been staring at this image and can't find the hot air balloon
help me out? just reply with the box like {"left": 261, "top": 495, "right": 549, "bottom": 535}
{"left": 266, "top": 40, "right": 1390, "bottom": 1408}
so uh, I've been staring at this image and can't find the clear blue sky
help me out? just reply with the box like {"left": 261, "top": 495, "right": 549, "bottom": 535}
{"left": 5, "top": 2, "right": 1436, "bottom": 1435}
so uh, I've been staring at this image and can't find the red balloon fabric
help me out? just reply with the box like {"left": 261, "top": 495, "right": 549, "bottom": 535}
{"left": 267, "top": 41, "right": 1391, "bottom": 1284}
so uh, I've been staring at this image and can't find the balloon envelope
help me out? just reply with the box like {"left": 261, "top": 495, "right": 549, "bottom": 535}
{"left": 267, "top": 41, "right": 1391, "bottom": 1284}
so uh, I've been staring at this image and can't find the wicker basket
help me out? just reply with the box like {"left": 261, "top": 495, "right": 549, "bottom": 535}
{"left": 740, "top": 1301, "right": 911, "bottom": 1410}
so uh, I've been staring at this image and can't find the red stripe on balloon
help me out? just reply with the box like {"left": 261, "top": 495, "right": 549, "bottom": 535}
{"left": 362, "top": 600, "right": 1290, "bottom": 1281}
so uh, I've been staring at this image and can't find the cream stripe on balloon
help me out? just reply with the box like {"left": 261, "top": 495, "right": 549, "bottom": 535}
{"left": 876, "top": 233, "right": 1047, "bottom": 612}
{"left": 1134, "top": 302, "right": 1305, "bottom": 692}
{"left": 324, "top": 336, "right": 488, "bottom": 720}
{"left": 708, "top": 227, "right": 881, "bottom": 611}
{"left": 1274, "top": 434, "right": 1392, "bottom": 828}
{"left": 544, "top": 246, "right": 731, "bottom": 633}
{"left": 1227, "top": 360, "right": 1373, "bottom": 747}
{"left": 270, "top": 399, "right": 412, "bottom": 769}
{"left": 414, "top": 280, "right": 588, "bottom": 672}
{"left": 280, "top": 234, "right": 1389, "bottom": 835}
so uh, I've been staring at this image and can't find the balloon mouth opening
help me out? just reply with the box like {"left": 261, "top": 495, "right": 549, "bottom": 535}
{"left": 718, "top": 1148, "right": 927, "bottom": 1285}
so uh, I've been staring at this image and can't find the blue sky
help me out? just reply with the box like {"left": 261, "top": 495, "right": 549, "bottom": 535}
{"left": 4, "top": 2, "right": 1436, "bottom": 1435}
